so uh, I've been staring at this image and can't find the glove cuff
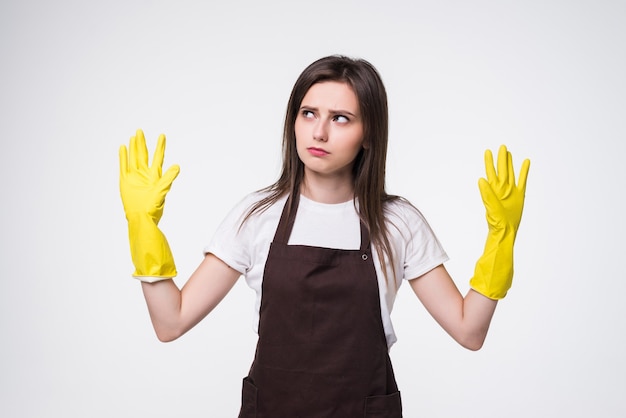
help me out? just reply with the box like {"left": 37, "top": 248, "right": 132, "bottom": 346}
{"left": 127, "top": 215, "right": 177, "bottom": 278}
{"left": 469, "top": 229, "right": 516, "bottom": 300}
{"left": 133, "top": 275, "right": 174, "bottom": 283}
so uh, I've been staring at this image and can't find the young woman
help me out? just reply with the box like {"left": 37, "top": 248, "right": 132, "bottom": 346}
{"left": 119, "top": 55, "right": 530, "bottom": 417}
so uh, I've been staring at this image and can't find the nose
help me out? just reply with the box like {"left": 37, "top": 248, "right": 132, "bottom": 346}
{"left": 312, "top": 119, "right": 328, "bottom": 142}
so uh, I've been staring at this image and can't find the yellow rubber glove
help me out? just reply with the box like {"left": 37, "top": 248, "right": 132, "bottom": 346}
{"left": 119, "top": 129, "right": 180, "bottom": 281}
{"left": 469, "top": 145, "right": 530, "bottom": 299}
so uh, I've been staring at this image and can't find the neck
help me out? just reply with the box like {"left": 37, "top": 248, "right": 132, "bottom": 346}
{"left": 300, "top": 173, "right": 355, "bottom": 204}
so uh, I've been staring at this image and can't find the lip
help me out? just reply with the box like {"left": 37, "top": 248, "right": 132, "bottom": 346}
{"left": 307, "top": 147, "right": 330, "bottom": 157}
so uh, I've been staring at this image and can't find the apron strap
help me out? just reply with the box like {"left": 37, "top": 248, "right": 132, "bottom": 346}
{"left": 359, "top": 221, "right": 371, "bottom": 252}
{"left": 273, "top": 194, "right": 299, "bottom": 245}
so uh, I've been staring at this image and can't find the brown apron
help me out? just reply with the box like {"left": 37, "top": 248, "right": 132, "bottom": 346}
{"left": 238, "top": 195, "right": 402, "bottom": 417}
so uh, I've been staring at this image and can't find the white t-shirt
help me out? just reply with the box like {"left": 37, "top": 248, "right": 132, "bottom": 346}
{"left": 204, "top": 191, "right": 449, "bottom": 349}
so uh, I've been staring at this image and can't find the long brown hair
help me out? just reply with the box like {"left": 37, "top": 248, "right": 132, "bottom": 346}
{"left": 243, "top": 55, "right": 400, "bottom": 283}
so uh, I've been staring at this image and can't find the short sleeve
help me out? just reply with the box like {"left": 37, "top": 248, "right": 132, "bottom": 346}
{"left": 386, "top": 199, "right": 449, "bottom": 281}
{"left": 203, "top": 194, "right": 260, "bottom": 275}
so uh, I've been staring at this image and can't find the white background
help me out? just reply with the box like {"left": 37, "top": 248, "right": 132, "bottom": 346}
{"left": 1, "top": 0, "right": 625, "bottom": 417}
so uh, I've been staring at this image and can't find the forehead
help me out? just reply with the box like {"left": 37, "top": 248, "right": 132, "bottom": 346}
{"left": 301, "top": 81, "right": 359, "bottom": 111}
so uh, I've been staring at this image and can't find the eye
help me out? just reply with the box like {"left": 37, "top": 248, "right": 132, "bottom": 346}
{"left": 301, "top": 109, "right": 315, "bottom": 119}
{"left": 333, "top": 114, "right": 349, "bottom": 123}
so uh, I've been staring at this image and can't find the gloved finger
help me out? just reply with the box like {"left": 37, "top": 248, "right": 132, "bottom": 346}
{"left": 129, "top": 134, "right": 137, "bottom": 170}
{"left": 478, "top": 177, "right": 500, "bottom": 212}
{"left": 159, "top": 164, "right": 180, "bottom": 191}
{"left": 119, "top": 145, "right": 129, "bottom": 178}
{"left": 507, "top": 151, "right": 515, "bottom": 188}
{"left": 517, "top": 158, "right": 531, "bottom": 192}
{"left": 134, "top": 129, "right": 149, "bottom": 170}
{"left": 497, "top": 145, "right": 508, "bottom": 184}
{"left": 484, "top": 148, "right": 496, "bottom": 184}
{"left": 152, "top": 133, "right": 167, "bottom": 176}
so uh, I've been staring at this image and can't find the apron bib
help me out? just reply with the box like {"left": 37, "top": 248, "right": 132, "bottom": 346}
{"left": 238, "top": 195, "right": 402, "bottom": 417}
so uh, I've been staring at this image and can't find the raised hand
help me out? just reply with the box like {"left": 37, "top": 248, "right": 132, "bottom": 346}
{"left": 119, "top": 129, "right": 180, "bottom": 280}
{"left": 470, "top": 145, "right": 530, "bottom": 300}
{"left": 478, "top": 145, "right": 530, "bottom": 235}
{"left": 119, "top": 129, "right": 180, "bottom": 223}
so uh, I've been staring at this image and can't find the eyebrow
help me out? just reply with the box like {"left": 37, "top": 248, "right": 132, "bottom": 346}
{"left": 299, "top": 105, "right": 358, "bottom": 118}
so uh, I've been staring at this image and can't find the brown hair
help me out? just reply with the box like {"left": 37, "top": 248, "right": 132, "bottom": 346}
{"left": 243, "top": 55, "right": 400, "bottom": 283}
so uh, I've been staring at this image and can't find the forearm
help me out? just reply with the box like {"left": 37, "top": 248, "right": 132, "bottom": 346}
{"left": 410, "top": 265, "right": 497, "bottom": 351}
{"left": 139, "top": 254, "right": 241, "bottom": 343}
{"left": 458, "top": 289, "right": 498, "bottom": 350}
{"left": 141, "top": 279, "right": 184, "bottom": 342}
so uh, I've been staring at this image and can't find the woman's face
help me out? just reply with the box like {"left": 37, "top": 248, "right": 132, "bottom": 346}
{"left": 295, "top": 81, "right": 364, "bottom": 182}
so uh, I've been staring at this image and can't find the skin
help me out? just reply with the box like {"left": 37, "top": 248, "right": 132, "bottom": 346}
{"left": 140, "top": 81, "right": 497, "bottom": 350}
{"left": 295, "top": 81, "right": 365, "bottom": 203}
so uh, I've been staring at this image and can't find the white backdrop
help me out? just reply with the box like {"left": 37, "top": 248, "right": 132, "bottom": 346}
{"left": 1, "top": 0, "right": 625, "bottom": 417}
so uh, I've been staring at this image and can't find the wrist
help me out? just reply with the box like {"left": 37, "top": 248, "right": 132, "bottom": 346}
{"left": 486, "top": 223, "right": 517, "bottom": 243}
{"left": 125, "top": 211, "right": 160, "bottom": 225}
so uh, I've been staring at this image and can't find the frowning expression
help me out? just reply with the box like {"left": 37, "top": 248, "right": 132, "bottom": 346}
{"left": 295, "top": 81, "right": 364, "bottom": 181}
